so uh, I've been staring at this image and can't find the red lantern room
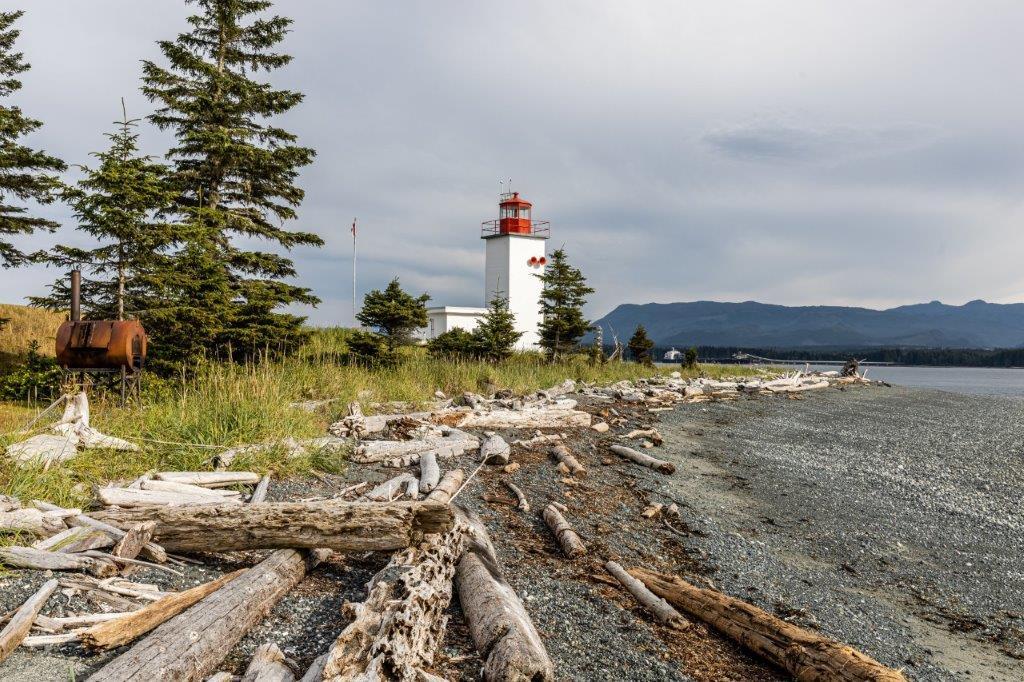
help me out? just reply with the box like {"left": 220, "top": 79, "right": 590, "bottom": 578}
{"left": 481, "top": 191, "right": 551, "bottom": 238}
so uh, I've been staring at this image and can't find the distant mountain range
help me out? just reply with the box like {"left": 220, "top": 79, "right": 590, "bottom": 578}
{"left": 591, "top": 300, "right": 1024, "bottom": 349}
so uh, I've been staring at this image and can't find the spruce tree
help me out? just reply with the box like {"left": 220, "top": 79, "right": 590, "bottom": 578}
{"left": 536, "top": 248, "right": 594, "bottom": 360}
{"left": 474, "top": 294, "right": 522, "bottom": 362}
{"left": 31, "top": 109, "right": 176, "bottom": 320}
{"left": 356, "top": 278, "right": 430, "bottom": 352}
{"left": 141, "top": 0, "right": 322, "bottom": 359}
{"left": 628, "top": 324, "right": 655, "bottom": 365}
{"left": 0, "top": 10, "right": 65, "bottom": 269}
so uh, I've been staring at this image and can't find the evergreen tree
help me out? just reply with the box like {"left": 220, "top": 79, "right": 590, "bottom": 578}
{"left": 0, "top": 10, "right": 65, "bottom": 269}
{"left": 628, "top": 324, "right": 655, "bottom": 365}
{"left": 141, "top": 0, "right": 322, "bottom": 359}
{"left": 31, "top": 109, "right": 176, "bottom": 320}
{"left": 684, "top": 346, "right": 698, "bottom": 369}
{"left": 536, "top": 248, "right": 594, "bottom": 360}
{"left": 427, "top": 327, "right": 478, "bottom": 360}
{"left": 356, "top": 278, "right": 429, "bottom": 352}
{"left": 474, "top": 294, "right": 521, "bottom": 362}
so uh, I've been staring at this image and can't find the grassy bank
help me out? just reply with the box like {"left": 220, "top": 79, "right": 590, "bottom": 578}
{"left": 0, "top": 304, "right": 63, "bottom": 370}
{"left": 0, "top": 328, "right": 763, "bottom": 509}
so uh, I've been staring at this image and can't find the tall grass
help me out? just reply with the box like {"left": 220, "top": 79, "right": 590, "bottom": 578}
{"left": 0, "top": 303, "right": 64, "bottom": 370}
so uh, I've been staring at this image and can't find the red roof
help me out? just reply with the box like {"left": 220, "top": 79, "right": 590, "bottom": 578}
{"left": 499, "top": 191, "right": 532, "bottom": 207}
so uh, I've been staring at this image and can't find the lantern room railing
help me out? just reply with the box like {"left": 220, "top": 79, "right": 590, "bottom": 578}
{"left": 481, "top": 220, "right": 550, "bottom": 237}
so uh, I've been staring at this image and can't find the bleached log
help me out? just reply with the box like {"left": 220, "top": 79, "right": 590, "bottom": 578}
{"left": 35, "top": 611, "right": 136, "bottom": 632}
{"left": 33, "top": 501, "right": 166, "bottom": 564}
{"left": 0, "top": 507, "right": 68, "bottom": 537}
{"left": 405, "top": 476, "right": 420, "bottom": 500}
{"left": 425, "top": 469, "right": 464, "bottom": 505}
{"left": 512, "top": 433, "right": 562, "bottom": 448}
{"left": 549, "top": 444, "right": 586, "bottom": 477}
{"left": 97, "top": 487, "right": 242, "bottom": 509}
{"left": 418, "top": 451, "right": 440, "bottom": 493}
{"left": 154, "top": 471, "right": 261, "bottom": 486}
{"left": 323, "top": 521, "right": 469, "bottom": 681}
{"left": 298, "top": 653, "right": 329, "bottom": 682}
{"left": 454, "top": 509, "right": 554, "bottom": 681}
{"left": 543, "top": 504, "right": 586, "bottom": 558}
{"left": 215, "top": 437, "right": 307, "bottom": 469}
{"left": 362, "top": 473, "right": 417, "bottom": 502}
{"left": 608, "top": 445, "right": 676, "bottom": 475}
{"left": 354, "top": 431, "right": 478, "bottom": 464}
{"left": 0, "top": 579, "right": 58, "bottom": 664}
{"left": 0, "top": 546, "right": 116, "bottom": 577}
{"left": 22, "top": 632, "right": 82, "bottom": 647}
{"left": 241, "top": 642, "right": 295, "bottom": 682}
{"left": 479, "top": 433, "right": 511, "bottom": 465}
{"left": 112, "top": 521, "right": 157, "bottom": 561}
{"left": 456, "top": 404, "right": 591, "bottom": 429}
{"left": 623, "top": 428, "right": 663, "bottom": 445}
{"left": 250, "top": 475, "right": 272, "bottom": 503}
{"left": 767, "top": 380, "right": 830, "bottom": 394}
{"left": 87, "top": 550, "right": 326, "bottom": 681}
{"left": 141, "top": 479, "right": 240, "bottom": 498}
{"left": 206, "top": 674, "right": 238, "bottom": 682}
{"left": 503, "top": 481, "right": 530, "bottom": 512}
{"left": 33, "top": 526, "right": 113, "bottom": 553}
{"left": 604, "top": 561, "right": 689, "bottom": 630}
{"left": 81, "top": 570, "right": 242, "bottom": 651}
{"left": 91, "top": 500, "right": 453, "bottom": 553}
{"left": 630, "top": 568, "right": 906, "bottom": 682}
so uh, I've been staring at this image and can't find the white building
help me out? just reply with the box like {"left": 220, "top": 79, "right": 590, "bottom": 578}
{"left": 426, "top": 191, "right": 550, "bottom": 350}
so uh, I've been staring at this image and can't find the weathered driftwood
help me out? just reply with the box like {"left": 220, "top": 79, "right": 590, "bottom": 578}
{"left": 205, "top": 674, "right": 238, "bottom": 682}
{"left": 608, "top": 444, "right": 676, "bottom": 475}
{"left": 87, "top": 549, "right": 326, "bottom": 681}
{"left": 92, "top": 500, "right": 453, "bottom": 553}
{"left": 0, "top": 579, "right": 58, "bottom": 664}
{"left": 362, "top": 473, "right": 417, "bottom": 502}
{"left": 33, "top": 526, "right": 113, "bottom": 553}
{"left": 0, "top": 507, "right": 67, "bottom": 537}
{"left": 354, "top": 431, "right": 478, "bottom": 465}
{"left": 425, "top": 469, "right": 464, "bottom": 505}
{"left": 323, "top": 522, "right": 469, "bottom": 681}
{"left": 630, "top": 568, "right": 907, "bottom": 681}
{"left": 81, "top": 570, "right": 243, "bottom": 650}
{"left": 22, "top": 632, "right": 82, "bottom": 647}
{"left": 33, "top": 501, "right": 167, "bottom": 564}
{"left": 542, "top": 504, "right": 586, "bottom": 557}
{"left": 250, "top": 475, "right": 272, "bottom": 504}
{"left": 503, "top": 481, "right": 530, "bottom": 512}
{"left": 242, "top": 642, "right": 295, "bottom": 682}
{"left": 299, "top": 653, "right": 329, "bottom": 682}
{"left": 35, "top": 611, "right": 136, "bottom": 632}
{"left": 604, "top": 561, "right": 689, "bottom": 630}
{"left": 454, "top": 509, "right": 554, "bottom": 681}
{"left": 404, "top": 476, "right": 420, "bottom": 500}
{"left": 141, "top": 479, "right": 240, "bottom": 498}
{"left": 418, "top": 451, "right": 440, "bottom": 493}
{"left": 549, "top": 444, "right": 586, "bottom": 477}
{"left": 0, "top": 546, "right": 116, "bottom": 577}
{"left": 624, "top": 428, "right": 663, "bottom": 445}
{"left": 456, "top": 403, "right": 591, "bottom": 429}
{"left": 112, "top": 521, "right": 156, "bottom": 561}
{"left": 479, "top": 433, "right": 511, "bottom": 465}
{"left": 96, "top": 486, "right": 241, "bottom": 509}
{"left": 154, "top": 471, "right": 261, "bottom": 487}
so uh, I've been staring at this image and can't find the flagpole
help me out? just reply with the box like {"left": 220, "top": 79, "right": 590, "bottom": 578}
{"left": 352, "top": 217, "right": 357, "bottom": 328}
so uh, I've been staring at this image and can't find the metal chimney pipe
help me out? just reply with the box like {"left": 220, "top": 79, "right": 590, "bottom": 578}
{"left": 70, "top": 269, "right": 81, "bottom": 322}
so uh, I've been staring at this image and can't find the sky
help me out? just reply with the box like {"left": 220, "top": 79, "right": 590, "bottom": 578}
{"left": 4, "top": 0, "right": 1024, "bottom": 325}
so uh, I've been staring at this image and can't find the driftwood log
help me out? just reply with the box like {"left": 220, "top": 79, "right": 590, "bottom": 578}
{"left": 549, "top": 444, "right": 586, "bottom": 477}
{"left": 323, "top": 521, "right": 469, "bottom": 681}
{"left": 608, "top": 445, "right": 676, "bottom": 475}
{"left": 418, "top": 451, "right": 440, "bottom": 493}
{"left": 96, "top": 486, "right": 240, "bottom": 508}
{"left": 141, "top": 479, "right": 240, "bottom": 499}
{"left": 243, "top": 642, "right": 295, "bottom": 682}
{"left": 250, "top": 475, "right": 272, "bottom": 504}
{"left": 0, "top": 507, "right": 67, "bottom": 537}
{"left": 425, "top": 469, "right": 464, "bottom": 505}
{"left": 111, "top": 521, "right": 156, "bottom": 561}
{"left": 454, "top": 509, "right": 554, "bottom": 681}
{"left": 88, "top": 549, "right": 326, "bottom": 681}
{"left": 33, "top": 526, "right": 113, "bottom": 553}
{"left": 0, "top": 579, "right": 57, "bottom": 664}
{"left": 542, "top": 504, "right": 586, "bottom": 557}
{"left": 479, "top": 433, "right": 511, "bottom": 465}
{"left": 456, "top": 404, "right": 591, "bottom": 429}
{"left": 503, "top": 481, "right": 530, "bottom": 512}
{"left": 0, "top": 546, "right": 116, "bottom": 577}
{"left": 92, "top": 500, "right": 452, "bottom": 553}
{"left": 604, "top": 561, "right": 689, "bottom": 630}
{"left": 361, "top": 473, "right": 417, "bottom": 502}
{"left": 629, "top": 568, "right": 906, "bottom": 681}
{"left": 81, "top": 570, "right": 244, "bottom": 650}
{"left": 154, "top": 471, "right": 261, "bottom": 486}
{"left": 33, "top": 501, "right": 166, "bottom": 563}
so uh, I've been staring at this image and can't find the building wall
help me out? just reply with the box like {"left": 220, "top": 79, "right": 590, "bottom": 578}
{"left": 426, "top": 307, "right": 486, "bottom": 339}
{"left": 484, "top": 235, "right": 546, "bottom": 349}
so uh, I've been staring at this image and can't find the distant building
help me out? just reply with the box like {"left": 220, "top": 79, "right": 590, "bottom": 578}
{"left": 663, "top": 347, "right": 682, "bottom": 361}
{"left": 426, "top": 191, "right": 550, "bottom": 350}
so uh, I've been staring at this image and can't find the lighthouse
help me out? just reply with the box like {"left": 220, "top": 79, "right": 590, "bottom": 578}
{"left": 425, "top": 190, "right": 550, "bottom": 350}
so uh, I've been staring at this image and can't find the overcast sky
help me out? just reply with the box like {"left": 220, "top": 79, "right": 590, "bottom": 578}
{"left": 4, "top": 1, "right": 1024, "bottom": 324}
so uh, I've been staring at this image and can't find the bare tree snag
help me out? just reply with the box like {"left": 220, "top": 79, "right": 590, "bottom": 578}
{"left": 250, "top": 475, "right": 272, "bottom": 504}
{"left": 418, "top": 451, "right": 440, "bottom": 493}
{"left": 604, "top": 561, "right": 689, "bottom": 630}
{"left": 542, "top": 505, "right": 586, "bottom": 558}
{"left": 0, "top": 546, "right": 116, "bottom": 577}
{"left": 629, "top": 568, "right": 907, "bottom": 682}
{"left": 608, "top": 445, "right": 676, "bottom": 475}
{"left": 87, "top": 550, "right": 326, "bottom": 681}
{"left": 0, "top": 579, "right": 58, "bottom": 664}
{"left": 322, "top": 522, "right": 469, "bottom": 681}
{"left": 112, "top": 521, "right": 157, "bottom": 561}
{"left": 454, "top": 509, "right": 554, "bottom": 681}
{"left": 34, "top": 501, "right": 167, "bottom": 564}
{"left": 242, "top": 642, "right": 295, "bottom": 682}
{"left": 503, "top": 481, "right": 530, "bottom": 512}
{"left": 91, "top": 501, "right": 452, "bottom": 553}
{"left": 549, "top": 445, "right": 586, "bottom": 477}
{"left": 425, "top": 469, "right": 464, "bottom": 505}
{"left": 81, "top": 570, "right": 243, "bottom": 650}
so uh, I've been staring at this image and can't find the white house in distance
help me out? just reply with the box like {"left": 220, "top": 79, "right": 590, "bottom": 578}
{"left": 425, "top": 191, "right": 550, "bottom": 349}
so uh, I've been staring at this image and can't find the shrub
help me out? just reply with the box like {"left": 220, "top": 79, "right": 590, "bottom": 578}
{"left": 427, "top": 328, "right": 479, "bottom": 360}
{"left": 684, "top": 346, "right": 698, "bottom": 368}
{"left": 344, "top": 330, "right": 392, "bottom": 367}
{"left": 0, "top": 341, "right": 63, "bottom": 401}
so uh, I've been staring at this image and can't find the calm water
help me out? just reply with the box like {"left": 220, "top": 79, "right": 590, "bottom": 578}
{"left": 795, "top": 364, "right": 1024, "bottom": 397}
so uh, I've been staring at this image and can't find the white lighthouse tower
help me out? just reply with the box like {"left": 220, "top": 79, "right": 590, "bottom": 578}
{"left": 482, "top": 191, "right": 549, "bottom": 349}
{"left": 425, "top": 191, "right": 550, "bottom": 349}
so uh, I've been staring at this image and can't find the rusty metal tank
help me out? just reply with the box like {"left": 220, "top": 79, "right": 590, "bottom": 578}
{"left": 56, "top": 320, "right": 147, "bottom": 371}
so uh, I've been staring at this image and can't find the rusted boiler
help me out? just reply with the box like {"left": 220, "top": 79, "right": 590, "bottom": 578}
{"left": 54, "top": 269, "right": 147, "bottom": 371}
